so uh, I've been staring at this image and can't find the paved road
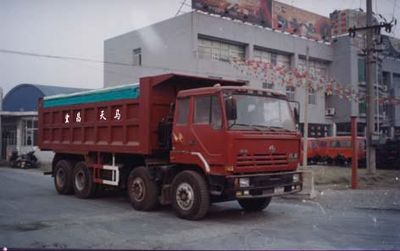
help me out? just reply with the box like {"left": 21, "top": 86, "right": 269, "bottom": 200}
{"left": 0, "top": 167, "right": 399, "bottom": 249}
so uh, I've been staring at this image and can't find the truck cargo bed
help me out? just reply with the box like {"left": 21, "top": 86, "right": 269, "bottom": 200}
{"left": 38, "top": 73, "right": 244, "bottom": 155}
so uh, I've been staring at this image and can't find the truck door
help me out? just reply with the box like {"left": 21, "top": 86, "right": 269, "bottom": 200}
{"left": 190, "top": 95, "right": 224, "bottom": 163}
{"left": 172, "top": 97, "right": 192, "bottom": 152}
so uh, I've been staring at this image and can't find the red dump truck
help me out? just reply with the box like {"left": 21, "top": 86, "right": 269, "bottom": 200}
{"left": 38, "top": 73, "right": 302, "bottom": 220}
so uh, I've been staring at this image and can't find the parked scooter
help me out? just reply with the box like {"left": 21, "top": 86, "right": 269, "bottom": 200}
{"left": 10, "top": 151, "right": 38, "bottom": 169}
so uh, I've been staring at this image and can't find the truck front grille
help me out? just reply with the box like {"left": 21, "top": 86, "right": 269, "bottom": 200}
{"left": 236, "top": 153, "right": 289, "bottom": 168}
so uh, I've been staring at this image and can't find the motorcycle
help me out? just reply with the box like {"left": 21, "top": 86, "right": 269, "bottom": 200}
{"left": 10, "top": 151, "right": 38, "bottom": 169}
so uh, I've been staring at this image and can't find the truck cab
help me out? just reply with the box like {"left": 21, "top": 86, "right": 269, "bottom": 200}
{"left": 168, "top": 85, "right": 302, "bottom": 207}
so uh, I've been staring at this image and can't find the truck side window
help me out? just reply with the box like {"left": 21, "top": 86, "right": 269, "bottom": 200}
{"left": 210, "top": 96, "right": 222, "bottom": 129}
{"left": 194, "top": 96, "right": 222, "bottom": 130}
{"left": 177, "top": 98, "right": 190, "bottom": 125}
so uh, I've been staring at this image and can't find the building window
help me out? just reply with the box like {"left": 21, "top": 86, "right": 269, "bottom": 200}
{"left": 271, "top": 53, "right": 277, "bottom": 65}
{"left": 308, "top": 89, "right": 316, "bottom": 105}
{"left": 254, "top": 49, "right": 270, "bottom": 63}
{"left": 254, "top": 49, "right": 290, "bottom": 67}
{"left": 133, "top": 48, "right": 142, "bottom": 66}
{"left": 198, "top": 37, "right": 244, "bottom": 62}
{"left": 358, "top": 102, "right": 366, "bottom": 115}
{"left": 22, "top": 118, "right": 38, "bottom": 146}
{"left": 263, "top": 82, "right": 274, "bottom": 89}
{"left": 298, "top": 59, "right": 328, "bottom": 79}
{"left": 358, "top": 58, "right": 366, "bottom": 83}
{"left": 286, "top": 86, "right": 295, "bottom": 101}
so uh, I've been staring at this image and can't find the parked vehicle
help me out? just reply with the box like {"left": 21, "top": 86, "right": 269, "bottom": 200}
{"left": 38, "top": 73, "right": 302, "bottom": 220}
{"left": 301, "top": 136, "right": 366, "bottom": 166}
{"left": 320, "top": 136, "right": 366, "bottom": 165}
{"left": 376, "top": 139, "right": 400, "bottom": 169}
{"left": 9, "top": 151, "right": 38, "bottom": 169}
{"left": 300, "top": 138, "right": 321, "bottom": 164}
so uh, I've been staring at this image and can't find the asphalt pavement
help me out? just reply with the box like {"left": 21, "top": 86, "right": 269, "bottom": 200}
{"left": 0, "top": 167, "right": 399, "bottom": 250}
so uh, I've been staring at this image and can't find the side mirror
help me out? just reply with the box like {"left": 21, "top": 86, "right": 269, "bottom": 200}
{"left": 294, "top": 107, "right": 300, "bottom": 124}
{"left": 225, "top": 97, "right": 237, "bottom": 121}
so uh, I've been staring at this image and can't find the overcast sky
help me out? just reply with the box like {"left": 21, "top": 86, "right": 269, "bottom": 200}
{"left": 1, "top": 0, "right": 398, "bottom": 95}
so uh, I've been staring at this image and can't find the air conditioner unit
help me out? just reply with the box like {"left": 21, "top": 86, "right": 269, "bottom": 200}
{"left": 325, "top": 107, "right": 335, "bottom": 116}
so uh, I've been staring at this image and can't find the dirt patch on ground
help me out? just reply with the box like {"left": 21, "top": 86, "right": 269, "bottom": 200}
{"left": 305, "top": 165, "right": 400, "bottom": 189}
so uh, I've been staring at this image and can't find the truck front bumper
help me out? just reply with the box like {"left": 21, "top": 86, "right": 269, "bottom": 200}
{"left": 225, "top": 171, "right": 303, "bottom": 199}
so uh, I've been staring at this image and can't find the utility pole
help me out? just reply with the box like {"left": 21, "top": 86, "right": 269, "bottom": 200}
{"left": 366, "top": 0, "right": 376, "bottom": 174}
{"left": 302, "top": 45, "right": 309, "bottom": 168}
{"left": 347, "top": 0, "right": 396, "bottom": 174}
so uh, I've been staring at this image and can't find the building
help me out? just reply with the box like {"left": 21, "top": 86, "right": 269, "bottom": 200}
{"left": 104, "top": 4, "right": 400, "bottom": 139}
{"left": 0, "top": 84, "right": 87, "bottom": 160}
{"left": 329, "top": 9, "right": 400, "bottom": 138}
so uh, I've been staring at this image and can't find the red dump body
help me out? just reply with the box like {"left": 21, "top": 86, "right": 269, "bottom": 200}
{"left": 38, "top": 74, "right": 243, "bottom": 155}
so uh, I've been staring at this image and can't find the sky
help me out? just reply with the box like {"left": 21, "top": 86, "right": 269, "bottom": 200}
{"left": 0, "top": 0, "right": 399, "bottom": 95}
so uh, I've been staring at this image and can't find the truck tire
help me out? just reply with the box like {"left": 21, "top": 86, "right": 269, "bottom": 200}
{"left": 171, "top": 170, "right": 209, "bottom": 220}
{"left": 127, "top": 166, "right": 159, "bottom": 211}
{"left": 72, "top": 161, "right": 97, "bottom": 199}
{"left": 238, "top": 197, "right": 272, "bottom": 212}
{"left": 54, "top": 160, "right": 74, "bottom": 195}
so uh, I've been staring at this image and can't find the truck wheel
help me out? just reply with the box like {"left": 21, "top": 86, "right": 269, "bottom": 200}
{"left": 127, "top": 166, "right": 159, "bottom": 211}
{"left": 72, "top": 161, "right": 97, "bottom": 199}
{"left": 171, "top": 170, "right": 209, "bottom": 220}
{"left": 54, "top": 160, "right": 74, "bottom": 195}
{"left": 238, "top": 197, "right": 272, "bottom": 212}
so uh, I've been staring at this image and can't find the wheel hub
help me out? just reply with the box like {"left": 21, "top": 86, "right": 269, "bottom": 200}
{"left": 131, "top": 177, "right": 145, "bottom": 202}
{"left": 56, "top": 169, "right": 65, "bottom": 187}
{"left": 176, "top": 182, "right": 194, "bottom": 210}
{"left": 75, "top": 170, "right": 86, "bottom": 191}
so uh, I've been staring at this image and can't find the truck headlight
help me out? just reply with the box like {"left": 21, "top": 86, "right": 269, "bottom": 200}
{"left": 239, "top": 178, "right": 250, "bottom": 187}
{"left": 293, "top": 174, "right": 300, "bottom": 183}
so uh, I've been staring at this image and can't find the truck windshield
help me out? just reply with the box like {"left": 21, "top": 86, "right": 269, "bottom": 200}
{"left": 226, "top": 94, "right": 296, "bottom": 131}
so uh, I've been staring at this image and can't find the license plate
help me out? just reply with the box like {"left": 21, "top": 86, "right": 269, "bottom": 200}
{"left": 274, "top": 187, "right": 284, "bottom": 194}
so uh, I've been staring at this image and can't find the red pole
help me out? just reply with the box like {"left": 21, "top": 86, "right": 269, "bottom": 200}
{"left": 351, "top": 116, "right": 358, "bottom": 189}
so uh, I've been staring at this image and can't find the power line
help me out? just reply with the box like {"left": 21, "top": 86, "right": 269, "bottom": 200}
{"left": 0, "top": 49, "right": 134, "bottom": 67}
{"left": 175, "top": 0, "right": 190, "bottom": 16}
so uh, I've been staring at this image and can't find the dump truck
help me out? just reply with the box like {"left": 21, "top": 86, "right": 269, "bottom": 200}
{"left": 38, "top": 73, "right": 302, "bottom": 220}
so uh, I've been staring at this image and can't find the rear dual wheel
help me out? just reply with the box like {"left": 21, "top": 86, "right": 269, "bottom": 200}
{"left": 127, "top": 166, "right": 159, "bottom": 211}
{"left": 72, "top": 161, "right": 98, "bottom": 199}
{"left": 54, "top": 160, "right": 74, "bottom": 195}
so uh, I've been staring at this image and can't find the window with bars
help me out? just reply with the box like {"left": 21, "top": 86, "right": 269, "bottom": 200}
{"left": 198, "top": 37, "right": 244, "bottom": 62}
{"left": 271, "top": 53, "right": 277, "bottom": 65}
{"left": 262, "top": 82, "right": 274, "bottom": 89}
{"left": 254, "top": 49, "right": 290, "bottom": 67}
{"left": 298, "top": 59, "right": 328, "bottom": 79}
